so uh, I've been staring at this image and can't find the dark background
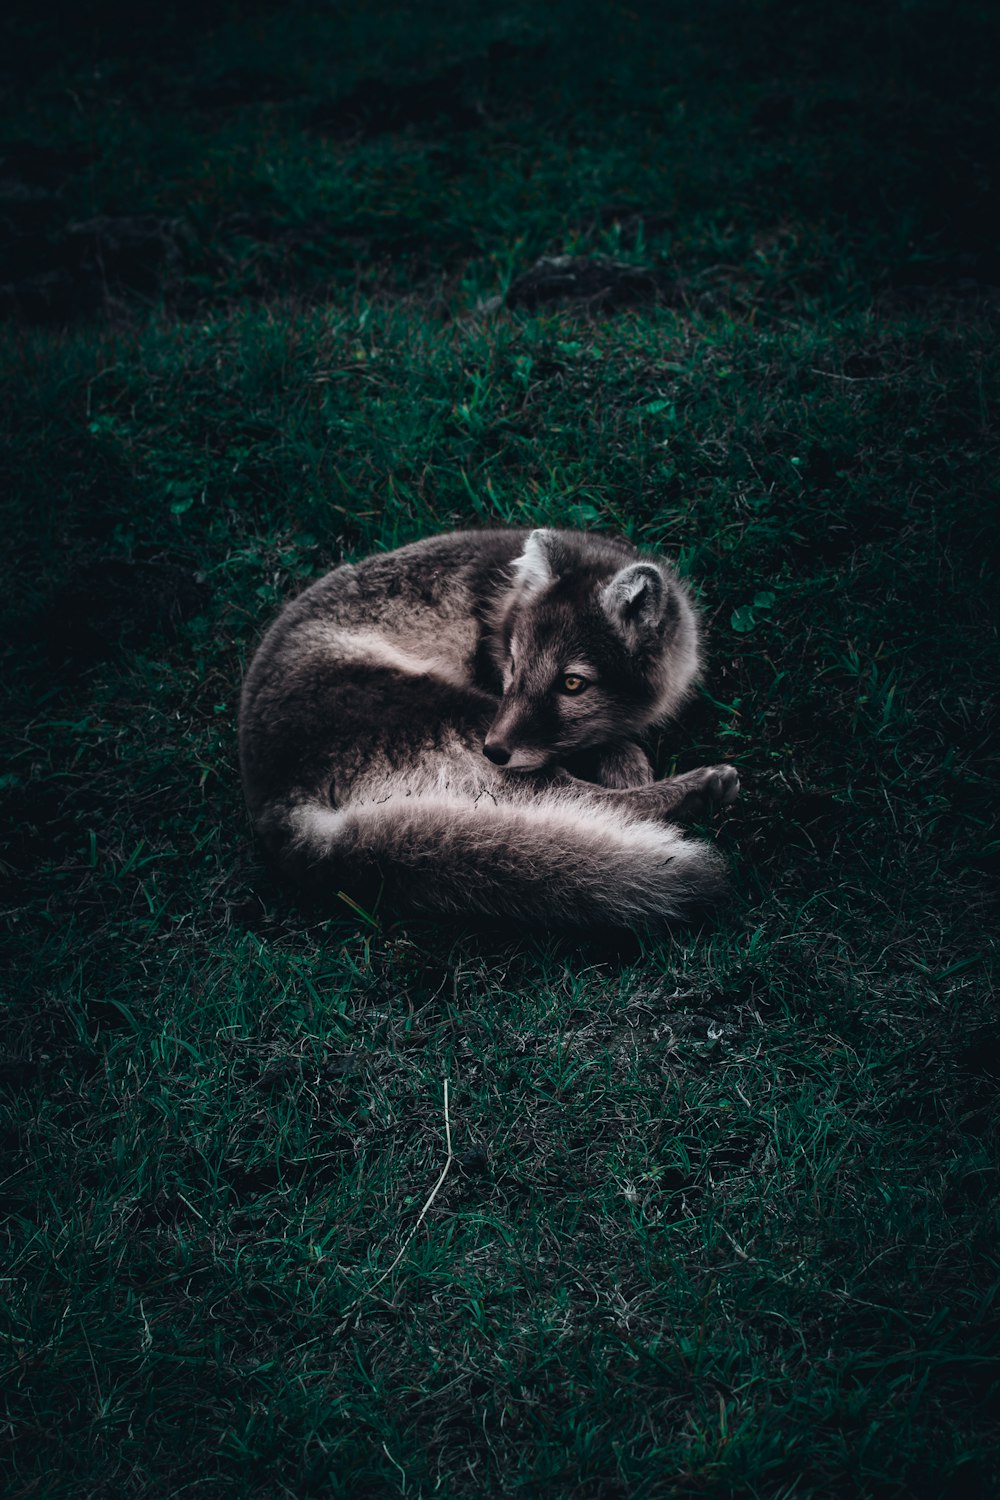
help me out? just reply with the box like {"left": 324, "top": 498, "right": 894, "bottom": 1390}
{"left": 2, "top": 2, "right": 998, "bottom": 1495}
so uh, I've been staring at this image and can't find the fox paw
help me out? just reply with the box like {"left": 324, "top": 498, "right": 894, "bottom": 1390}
{"left": 700, "top": 764, "right": 740, "bottom": 810}
{"left": 648, "top": 764, "right": 740, "bottom": 822}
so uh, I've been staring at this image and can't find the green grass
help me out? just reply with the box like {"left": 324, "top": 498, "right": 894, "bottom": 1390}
{"left": 2, "top": 0, "right": 999, "bottom": 1494}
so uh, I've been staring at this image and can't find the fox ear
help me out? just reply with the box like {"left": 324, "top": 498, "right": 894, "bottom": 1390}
{"left": 601, "top": 562, "right": 674, "bottom": 641}
{"left": 511, "top": 528, "right": 559, "bottom": 593}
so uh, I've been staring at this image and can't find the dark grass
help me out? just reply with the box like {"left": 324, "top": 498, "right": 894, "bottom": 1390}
{"left": 2, "top": 1, "right": 999, "bottom": 1495}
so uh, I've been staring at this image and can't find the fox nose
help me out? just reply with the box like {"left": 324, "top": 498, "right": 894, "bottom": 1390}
{"left": 483, "top": 741, "right": 510, "bottom": 766}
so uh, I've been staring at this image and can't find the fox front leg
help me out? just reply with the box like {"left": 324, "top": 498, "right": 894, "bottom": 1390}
{"left": 593, "top": 741, "right": 655, "bottom": 789}
{"left": 536, "top": 759, "right": 739, "bottom": 819}
{"left": 561, "top": 741, "right": 654, "bottom": 789}
{"left": 563, "top": 763, "right": 740, "bottom": 823}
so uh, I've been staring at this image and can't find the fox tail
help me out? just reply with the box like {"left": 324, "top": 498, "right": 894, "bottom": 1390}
{"left": 263, "top": 786, "right": 727, "bottom": 928}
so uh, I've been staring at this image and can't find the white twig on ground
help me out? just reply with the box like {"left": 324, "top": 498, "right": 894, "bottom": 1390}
{"left": 340, "top": 1078, "right": 454, "bottom": 1322}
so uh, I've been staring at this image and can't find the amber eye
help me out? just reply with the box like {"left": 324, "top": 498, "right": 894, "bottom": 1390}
{"left": 561, "top": 674, "right": 587, "bottom": 694}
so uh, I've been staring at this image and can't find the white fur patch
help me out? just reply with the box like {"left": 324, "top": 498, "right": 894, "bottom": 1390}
{"left": 293, "top": 786, "right": 687, "bottom": 861}
{"left": 502, "top": 750, "right": 552, "bottom": 770}
{"left": 323, "top": 629, "right": 467, "bottom": 687}
{"left": 296, "top": 780, "right": 683, "bottom": 852}
{"left": 290, "top": 803, "right": 348, "bottom": 846}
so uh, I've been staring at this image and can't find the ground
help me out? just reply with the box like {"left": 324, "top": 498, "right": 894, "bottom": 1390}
{"left": 1, "top": 1, "right": 998, "bottom": 1495}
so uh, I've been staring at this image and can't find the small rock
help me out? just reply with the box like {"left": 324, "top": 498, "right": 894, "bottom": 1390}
{"left": 505, "top": 254, "right": 681, "bottom": 312}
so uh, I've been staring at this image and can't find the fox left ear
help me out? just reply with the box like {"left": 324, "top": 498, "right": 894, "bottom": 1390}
{"left": 511, "top": 528, "right": 561, "bottom": 594}
{"left": 601, "top": 562, "right": 675, "bottom": 640}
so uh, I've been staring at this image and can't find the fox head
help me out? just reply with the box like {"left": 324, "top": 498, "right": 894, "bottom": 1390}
{"left": 483, "top": 529, "right": 701, "bottom": 771}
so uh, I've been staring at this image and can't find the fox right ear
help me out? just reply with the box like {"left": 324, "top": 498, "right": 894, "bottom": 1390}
{"left": 510, "top": 529, "right": 559, "bottom": 594}
{"left": 601, "top": 562, "right": 675, "bottom": 642}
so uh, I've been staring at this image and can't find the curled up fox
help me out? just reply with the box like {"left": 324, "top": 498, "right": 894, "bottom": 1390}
{"left": 239, "top": 528, "right": 739, "bottom": 928}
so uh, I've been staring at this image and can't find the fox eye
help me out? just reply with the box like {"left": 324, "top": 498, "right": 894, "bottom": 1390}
{"left": 561, "top": 674, "right": 588, "bottom": 694}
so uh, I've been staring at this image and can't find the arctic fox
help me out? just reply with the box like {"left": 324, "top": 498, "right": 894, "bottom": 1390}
{"left": 238, "top": 528, "right": 738, "bottom": 928}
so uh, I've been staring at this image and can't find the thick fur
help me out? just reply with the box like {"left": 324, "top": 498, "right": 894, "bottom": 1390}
{"left": 238, "top": 529, "right": 738, "bottom": 928}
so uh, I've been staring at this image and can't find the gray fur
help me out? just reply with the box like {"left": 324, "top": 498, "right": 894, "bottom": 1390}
{"left": 238, "top": 528, "right": 738, "bottom": 929}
